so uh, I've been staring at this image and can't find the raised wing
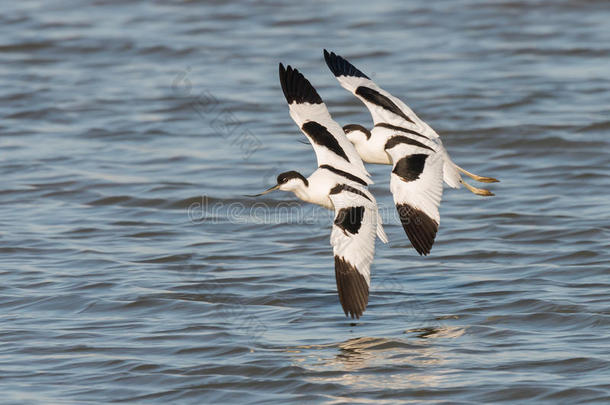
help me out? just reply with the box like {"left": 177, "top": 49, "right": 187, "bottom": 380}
{"left": 323, "top": 49, "right": 439, "bottom": 140}
{"left": 279, "top": 63, "right": 372, "bottom": 184}
{"left": 328, "top": 184, "right": 378, "bottom": 319}
{"left": 385, "top": 136, "right": 444, "bottom": 255}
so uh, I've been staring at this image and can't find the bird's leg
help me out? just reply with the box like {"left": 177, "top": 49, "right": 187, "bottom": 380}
{"left": 460, "top": 179, "right": 494, "bottom": 196}
{"left": 455, "top": 164, "right": 499, "bottom": 183}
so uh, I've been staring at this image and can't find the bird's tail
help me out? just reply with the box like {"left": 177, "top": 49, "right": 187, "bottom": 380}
{"left": 442, "top": 151, "right": 462, "bottom": 189}
{"left": 376, "top": 213, "right": 388, "bottom": 244}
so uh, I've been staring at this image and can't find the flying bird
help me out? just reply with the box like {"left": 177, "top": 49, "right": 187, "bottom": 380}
{"left": 251, "top": 63, "right": 388, "bottom": 319}
{"left": 323, "top": 50, "right": 499, "bottom": 256}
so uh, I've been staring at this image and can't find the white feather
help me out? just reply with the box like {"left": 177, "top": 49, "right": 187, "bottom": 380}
{"left": 386, "top": 144, "right": 444, "bottom": 224}
{"left": 329, "top": 189, "right": 378, "bottom": 286}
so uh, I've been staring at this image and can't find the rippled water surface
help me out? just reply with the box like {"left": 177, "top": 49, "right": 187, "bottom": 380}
{"left": 1, "top": 0, "right": 609, "bottom": 403}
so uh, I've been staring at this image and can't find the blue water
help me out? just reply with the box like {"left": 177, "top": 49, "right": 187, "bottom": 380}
{"left": 1, "top": 0, "right": 609, "bottom": 403}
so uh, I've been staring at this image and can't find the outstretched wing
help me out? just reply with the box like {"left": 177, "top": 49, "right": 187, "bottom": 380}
{"left": 328, "top": 184, "right": 378, "bottom": 319}
{"left": 279, "top": 63, "right": 372, "bottom": 184}
{"left": 385, "top": 137, "right": 444, "bottom": 255}
{"left": 323, "top": 49, "right": 439, "bottom": 140}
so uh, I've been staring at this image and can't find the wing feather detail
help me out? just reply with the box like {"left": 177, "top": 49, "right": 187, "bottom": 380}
{"left": 279, "top": 63, "right": 371, "bottom": 183}
{"left": 329, "top": 186, "right": 379, "bottom": 318}
{"left": 386, "top": 140, "right": 444, "bottom": 255}
{"left": 324, "top": 49, "right": 439, "bottom": 140}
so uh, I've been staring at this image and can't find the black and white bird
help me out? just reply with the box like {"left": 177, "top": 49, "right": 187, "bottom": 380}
{"left": 252, "top": 63, "right": 388, "bottom": 319}
{"left": 323, "top": 50, "right": 499, "bottom": 256}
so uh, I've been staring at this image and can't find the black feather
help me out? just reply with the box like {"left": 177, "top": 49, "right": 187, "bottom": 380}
{"left": 278, "top": 63, "right": 323, "bottom": 104}
{"left": 323, "top": 49, "right": 370, "bottom": 79}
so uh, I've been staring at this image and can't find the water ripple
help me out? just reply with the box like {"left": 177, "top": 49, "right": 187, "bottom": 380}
{"left": 0, "top": 0, "right": 609, "bottom": 403}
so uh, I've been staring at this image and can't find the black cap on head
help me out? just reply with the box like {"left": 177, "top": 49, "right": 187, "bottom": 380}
{"left": 277, "top": 171, "right": 309, "bottom": 186}
{"left": 343, "top": 124, "right": 371, "bottom": 139}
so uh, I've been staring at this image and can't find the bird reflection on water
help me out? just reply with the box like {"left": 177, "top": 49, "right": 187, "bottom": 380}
{"left": 288, "top": 326, "right": 464, "bottom": 391}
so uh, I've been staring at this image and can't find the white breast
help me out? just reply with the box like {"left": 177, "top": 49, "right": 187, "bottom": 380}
{"left": 357, "top": 129, "right": 392, "bottom": 164}
{"left": 297, "top": 170, "right": 336, "bottom": 209}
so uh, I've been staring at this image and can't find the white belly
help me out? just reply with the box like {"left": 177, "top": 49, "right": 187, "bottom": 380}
{"left": 356, "top": 137, "right": 391, "bottom": 165}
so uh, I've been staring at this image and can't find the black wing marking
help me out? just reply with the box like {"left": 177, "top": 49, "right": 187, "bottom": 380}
{"left": 324, "top": 49, "right": 370, "bottom": 79}
{"left": 355, "top": 86, "right": 415, "bottom": 124}
{"left": 392, "top": 154, "right": 428, "bottom": 182}
{"left": 322, "top": 165, "right": 367, "bottom": 186}
{"left": 385, "top": 135, "right": 434, "bottom": 152}
{"left": 334, "top": 206, "right": 365, "bottom": 235}
{"left": 329, "top": 183, "right": 371, "bottom": 201}
{"left": 335, "top": 255, "right": 369, "bottom": 319}
{"left": 301, "top": 121, "right": 350, "bottom": 162}
{"left": 279, "top": 63, "right": 323, "bottom": 104}
{"left": 375, "top": 123, "right": 428, "bottom": 140}
{"left": 396, "top": 203, "right": 439, "bottom": 256}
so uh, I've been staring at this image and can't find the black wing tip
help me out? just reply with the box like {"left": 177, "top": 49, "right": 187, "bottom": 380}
{"left": 323, "top": 49, "right": 370, "bottom": 80}
{"left": 335, "top": 256, "right": 369, "bottom": 319}
{"left": 278, "top": 62, "right": 323, "bottom": 105}
{"left": 396, "top": 204, "right": 439, "bottom": 256}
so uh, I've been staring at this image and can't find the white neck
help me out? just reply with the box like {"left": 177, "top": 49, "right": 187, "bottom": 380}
{"left": 290, "top": 174, "right": 334, "bottom": 209}
{"left": 292, "top": 183, "right": 312, "bottom": 203}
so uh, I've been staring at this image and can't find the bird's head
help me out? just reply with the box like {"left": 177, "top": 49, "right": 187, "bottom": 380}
{"left": 276, "top": 171, "right": 309, "bottom": 192}
{"left": 250, "top": 171, "right": 309, "bottom": 196}
{"left": 343, "top": 124, "right": 371, "bottom": 147}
